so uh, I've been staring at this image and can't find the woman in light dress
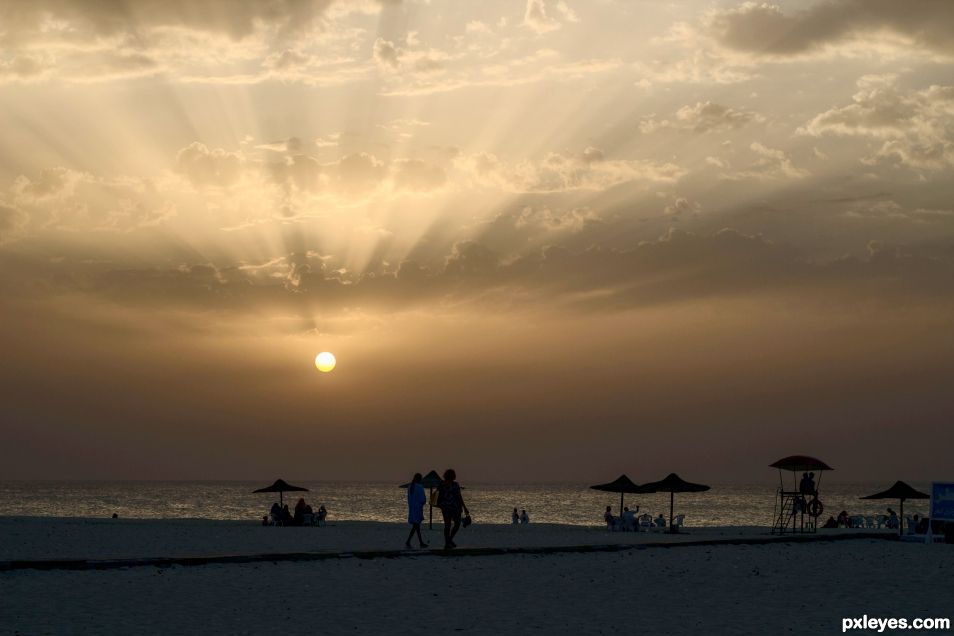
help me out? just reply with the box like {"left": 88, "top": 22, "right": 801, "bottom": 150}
{"left": 405, "top": 473, "right": 429, "bottom": 549}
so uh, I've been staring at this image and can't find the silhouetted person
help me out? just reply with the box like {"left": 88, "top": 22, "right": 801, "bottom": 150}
{"left": 269, "top": 502, "right": 282, "bottom": 524}
{"left": 282, "top": 504, "right": 293, "bottom": 525}
{"left": 807, "top": 472, "right": 817, "bottom": 495}
{"left": 317, "top": 505, "right": 327, "bottom": 526}
{"left": 604, "top": 505, "right": 615, "bottom": 529}
{"left": 520, "top": 509, "right": 529, "bottom": 524}
{"left": 837, "top": 510, "right": 850, "bottom": 527}
{"left": 405, "top": 473, "right": 428, "bottom": 549}
{"left": 822, "top": 516, "right": 838, "bottom": 529}
{"left": 436, "top": 468, "right": 468, "bottom": 549}
{"left": 294, "top": 498, "right": 307, "bottom": 526}
{"left": 798, "top": 472, "right": 810, "bottom": 495}
{"left": 512, "top": 508, "right": 520, "bottom": 524}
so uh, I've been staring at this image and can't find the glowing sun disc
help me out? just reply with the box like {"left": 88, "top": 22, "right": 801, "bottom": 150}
{"left": 315, "top": 351, "right": 336, "bottom": 373}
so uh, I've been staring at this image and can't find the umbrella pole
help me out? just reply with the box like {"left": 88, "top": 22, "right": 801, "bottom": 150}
{"left": 669, "top": 491, "right": 675, "bottom": 534}
{"left": 899, "top": 498, "right": 903, "bottom": 538}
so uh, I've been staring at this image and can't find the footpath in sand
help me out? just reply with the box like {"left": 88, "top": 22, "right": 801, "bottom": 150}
{"left": 0, "top": 517, "right": 902, "bottom": 570}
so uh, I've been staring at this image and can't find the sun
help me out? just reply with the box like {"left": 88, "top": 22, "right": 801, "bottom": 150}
{"left": 315, "top": 351, "right": 336, "bottom": 373}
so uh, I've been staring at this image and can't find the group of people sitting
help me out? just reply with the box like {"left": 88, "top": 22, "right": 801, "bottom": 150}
{"left": 603, "top": 506, "right": 667, "bottom": 531}
{"left": 511, "top": 508, "right": 530, "bottom": 524}
{"left": 821, "top": 508, "right": 899, "bottom": 529}
{"left": 264, "top": 498, "right": 327, "bottom": 526}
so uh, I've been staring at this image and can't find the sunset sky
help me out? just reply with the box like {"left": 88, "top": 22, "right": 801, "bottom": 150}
{"left": 2, "top": 0, "right": 954, "bottom": 482}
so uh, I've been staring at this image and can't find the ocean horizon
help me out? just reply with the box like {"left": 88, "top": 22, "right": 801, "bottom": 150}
{"left": 0, "top": 480, "right": 932, "bottom": 527}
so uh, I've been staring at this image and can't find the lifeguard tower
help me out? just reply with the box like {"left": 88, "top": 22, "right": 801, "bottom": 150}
{"left": 770, "top": 455, "right": 832, "bottom": 534}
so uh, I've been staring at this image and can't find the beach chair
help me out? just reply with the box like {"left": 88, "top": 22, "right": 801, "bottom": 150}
{"left": 865, "top": 516, "right": 875, "bottom": 529}
{"left": 302, "top": 513, "right": 315, "bottom": 526}
{"left": 268, "top": 513, "right": 283, "bottom": 526}
{"left": 850, "top": 515, "right": 865, "bottom": 528}
{"left": 875, "top": 514, "right": 886, "bottom": 529}
{"left": 638, "top": 514, "right": 653, "bottom": 532}
{"left": 621, "top": 515, "right": 636, "bottom": 532}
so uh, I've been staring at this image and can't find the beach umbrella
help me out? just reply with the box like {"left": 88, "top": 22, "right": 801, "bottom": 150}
{"left": 769, "top": 455, "right": 833, "bottom": 472}
{"left": 861, "top": 481, "right": 930, "bottom": 537}
{"left": 399, "top": 470, "right": 443, "bottom": 530}
{"left": 253, "top": 479, "right": 308, "bottom": 506}
{"left": 639, "top": 473, "right": 710, "bottom": 533}
{"left": 590, "top": 474, "right": 644, "bottom": 516}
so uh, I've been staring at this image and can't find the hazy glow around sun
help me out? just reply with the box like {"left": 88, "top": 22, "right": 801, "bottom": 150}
{"left": 315, "top": 351, "right": 337, "bottom": 373}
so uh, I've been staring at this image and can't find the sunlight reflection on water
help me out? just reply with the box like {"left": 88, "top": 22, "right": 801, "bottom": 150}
{"left": 0, "top": 481, "right": 931, "bottom": 527}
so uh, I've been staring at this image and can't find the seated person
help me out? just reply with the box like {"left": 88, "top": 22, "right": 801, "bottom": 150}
{"left": 836, "top": 510, "right": 850, "bottom": 527}
{"left": 293, "top": 498, "right": 308, "bottom": 526}
{"left": 885, "top": 508, "right": 899, "bottom": 529}
{"left": 520, "top": 509, "right": 530, "bottom": 524}
{"left": 655, "top": 514, "right": 666, "bottom": 528}
{"left": 269, "top": 502, "right": 282, "bottom": 523}
{"left": 822, "top": 516, "right": 838, "bottom": 529}
{"left": 317, "top": 505, "right": 327, "bottom": 525}
{"left": 282, "top": 504, "right": 293, "bottom": 525}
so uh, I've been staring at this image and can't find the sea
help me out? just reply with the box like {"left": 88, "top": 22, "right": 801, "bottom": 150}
{"left": 0, "top": 481, "right": 933, "bottom": 527}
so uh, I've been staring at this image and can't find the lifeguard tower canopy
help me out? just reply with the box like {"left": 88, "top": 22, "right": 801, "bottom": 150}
{"left": 770, "top": 455, "right": 833, "bottom": 472}
{"left": 770, "top": 455, "right": 833, "bottom": 534}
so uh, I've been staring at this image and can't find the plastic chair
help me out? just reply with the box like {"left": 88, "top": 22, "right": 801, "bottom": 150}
{"left": 638, "top": 514, "right": 653, "bottom": 532}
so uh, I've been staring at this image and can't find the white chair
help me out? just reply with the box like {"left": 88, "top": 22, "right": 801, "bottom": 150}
{"left": 302, "top": 513, "right": 315, "bottom": 526}
{"left": 638, "top": 514, "right": 653, "bottom": 532}
{"left": 850, "top": 515, "right": 865, "bottom": 529}
{"left": 865, "top": 516, "right": 875, "bottom": 529}
{"left": 875, "top": 514, "right": 886, "bottom": 529}
{"left": 268, "top": 513, "right": 283, "bottom": 526}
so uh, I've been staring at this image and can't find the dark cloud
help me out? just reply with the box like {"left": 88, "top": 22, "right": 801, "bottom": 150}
{"left": 707, "top": 0, "right": 954, "bottom": 58}
{"left": 0, "top": 0, "right": 338, "bottom": 45}
{"left": 6, "top": 226, "right": 954, "bottom": 320}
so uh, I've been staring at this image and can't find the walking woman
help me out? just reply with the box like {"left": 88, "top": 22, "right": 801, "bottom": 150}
{"left": 436, "top": 468, "right": 469, "bottom": 550}
{"left": 405, "top": 473, "right": 428, "bottom": 549}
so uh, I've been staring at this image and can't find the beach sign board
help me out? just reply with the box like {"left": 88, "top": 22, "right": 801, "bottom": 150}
{"left": 931, "top": 482, "right": 954, "bottom": 522}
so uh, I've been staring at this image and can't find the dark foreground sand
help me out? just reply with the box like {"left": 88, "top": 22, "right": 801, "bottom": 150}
{"left": 2, "top": 522, "right": 951, "bottom": 636}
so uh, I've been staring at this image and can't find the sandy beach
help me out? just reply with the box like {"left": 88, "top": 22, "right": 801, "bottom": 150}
{"left": 2, "top": 518, "right": 951, "bottom": 635}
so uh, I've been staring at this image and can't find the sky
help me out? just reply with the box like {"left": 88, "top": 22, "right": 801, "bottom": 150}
{"left": 1, "top": 0, "right": 954, "bottom": 483}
